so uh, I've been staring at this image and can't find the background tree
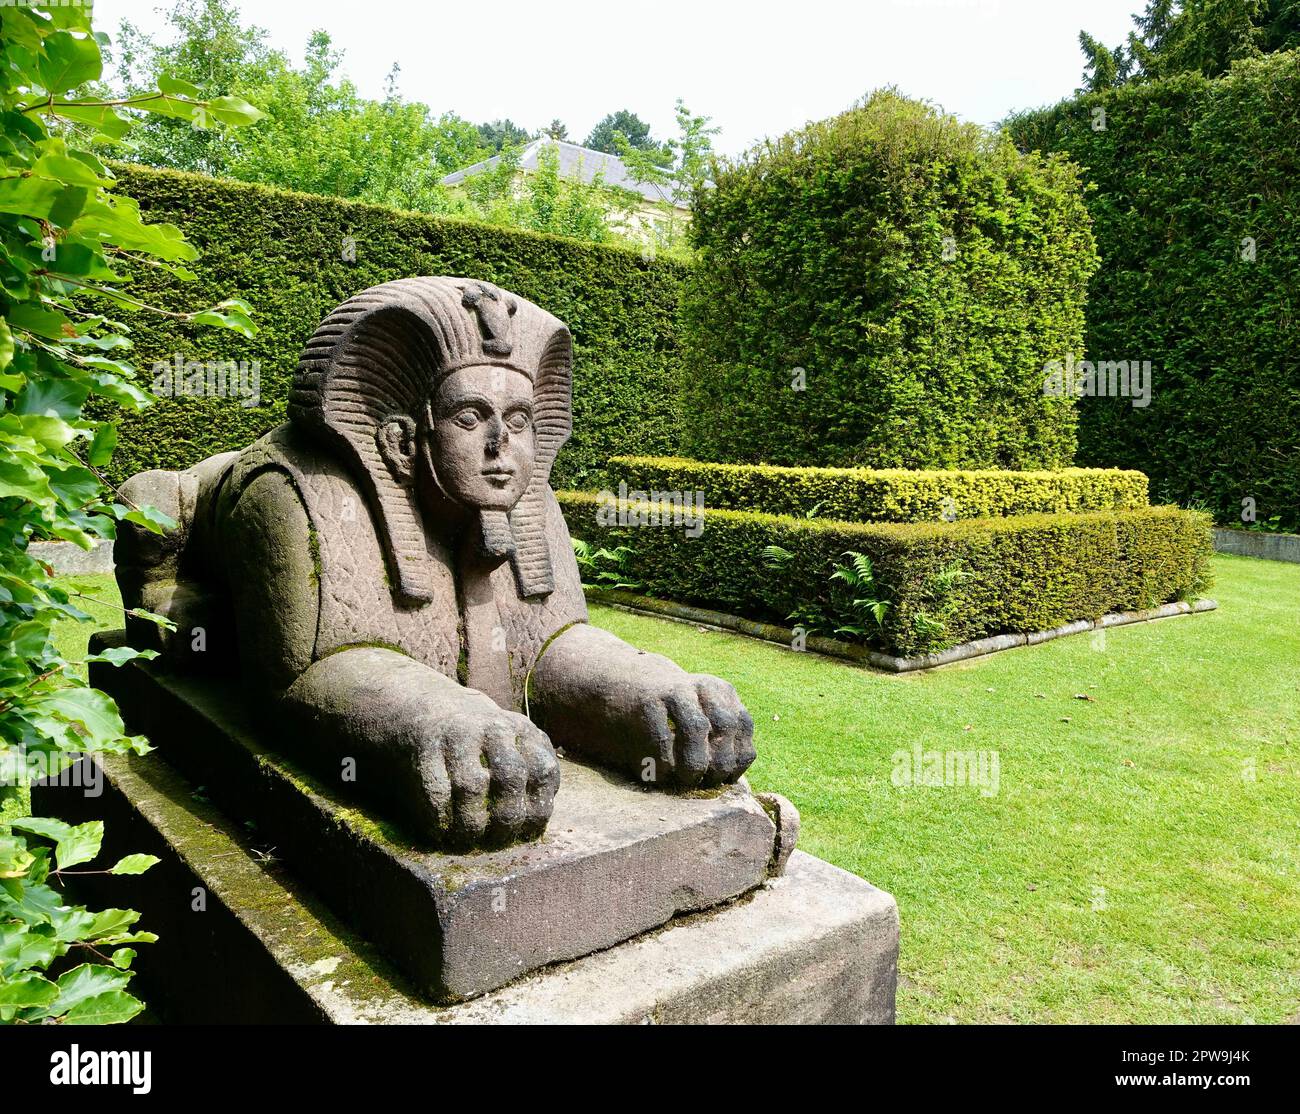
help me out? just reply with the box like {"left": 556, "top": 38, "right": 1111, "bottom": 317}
{"left": 1129, "top": 0, "right": 1179, "bottom": 71}
{"left": 104, "top": 0, "right": 489, "bottom": 213}
{"left": 109, "top": 0, "right": 276, "bottom": 176}
{"left": 618, "top": 99, "right": 719, "bottom": 254}
{"left": 584, "top": 109, "right": 656, "bottom": 153}
{"left": 224, "top": 51, "right": 483, "bottom": 211}
{"left": 1078, "top": 32, "right": 1128, "bottom": 92}
{"left": 620, "top": 100, "right": 717, "bottom": 208}
{"left": 476, "top": 118, "right": 533, "bottom": 152}
{"left": 93, "top": 0, "right": 677, "bottom": 243}
{"left": 458, "top": 144, "right": 636, "bottom": 243}
{"left": 1077, "top": 0, "right": 1300, "bottom": 89}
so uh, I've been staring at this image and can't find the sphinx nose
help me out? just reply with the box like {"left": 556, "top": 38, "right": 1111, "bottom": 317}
{"left": 485, "top": 416, "right": 508, "bottom": 453}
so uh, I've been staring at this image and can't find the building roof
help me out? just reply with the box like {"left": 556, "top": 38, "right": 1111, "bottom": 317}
{"left": 441, "top": 138, "right": 684, "bottom": 210}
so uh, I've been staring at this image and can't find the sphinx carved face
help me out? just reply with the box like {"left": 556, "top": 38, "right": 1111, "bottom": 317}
{"left": 427, "top": 365, "right": 535, "bottom": 512}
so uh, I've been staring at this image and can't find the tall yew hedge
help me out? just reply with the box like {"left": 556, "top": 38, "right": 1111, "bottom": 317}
{"left": 99, "top": 163, "right": 688, "bottom": 488}
{"left": 1007, "top": 51, "right": 1300, "bottom": 530}
{"left": 680, "top": 91, "right": 1099, "bottom": 472}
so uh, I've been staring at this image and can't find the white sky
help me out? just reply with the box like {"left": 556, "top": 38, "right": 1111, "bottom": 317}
{"left": 92, "top": 0, "right": 1143, "bottom": 155}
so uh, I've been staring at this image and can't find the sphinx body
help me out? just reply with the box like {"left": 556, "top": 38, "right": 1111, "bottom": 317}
{"left": 115, "top": 278, "right": 755, "bottom": 849}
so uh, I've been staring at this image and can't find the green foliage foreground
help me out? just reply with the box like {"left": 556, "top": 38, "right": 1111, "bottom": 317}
{"left": 1, "top": 3, "right": 258, "bottom": 1023}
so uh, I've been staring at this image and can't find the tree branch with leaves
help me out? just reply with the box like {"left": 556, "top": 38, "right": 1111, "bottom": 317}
{"left": 1, "top": 1, "right": 260, "bottom": 1025}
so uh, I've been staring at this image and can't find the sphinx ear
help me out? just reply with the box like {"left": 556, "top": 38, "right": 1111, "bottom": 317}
{"left": 376, "top": 414, "right": 418, "bottom": 485}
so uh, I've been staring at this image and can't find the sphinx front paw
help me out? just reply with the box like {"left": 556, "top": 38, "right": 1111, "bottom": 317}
{"left": 633, "top": 674, "right": 756, "bottom": 789}
{"left": 406, "top": 709, "right": 560, "bottom": 849}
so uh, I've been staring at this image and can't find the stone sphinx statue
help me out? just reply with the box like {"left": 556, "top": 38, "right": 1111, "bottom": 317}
{"left": 115, "top": 277, "right": 756, "bottom": 850}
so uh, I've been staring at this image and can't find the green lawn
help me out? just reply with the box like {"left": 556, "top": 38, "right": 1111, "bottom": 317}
{"left": 592, "top": 554, "right": 1300, "bottom": 1025}
{"left": 38, "top": 555, "right": 1300, "bottom": 1024}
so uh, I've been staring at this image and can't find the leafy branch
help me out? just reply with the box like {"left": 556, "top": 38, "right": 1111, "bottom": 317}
{"left": 1, "top": 1, "right": 261, "bottom": 1025}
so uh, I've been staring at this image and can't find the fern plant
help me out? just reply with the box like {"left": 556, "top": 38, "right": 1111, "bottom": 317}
{"left": 761, "top": 544, "right": 794, "bottom": 569}
{"left": 764, "top": 545, "right": 893, "bottom": 642}
{"left": 572, "top": 539, "right": 641, "bottom": 591}
{"left": 829, "top": 551, "right": 890, "bottom": 638}
{"left": 908, "top": 560, "right": 976, "bottom": 653}
{"left": 758, "top": 545, "right": 827, "bottom": 633}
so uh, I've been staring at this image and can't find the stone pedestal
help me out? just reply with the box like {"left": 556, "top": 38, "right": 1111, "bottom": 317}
{"left": 39, "top": 752, "right": 898, "bottom": 1023}
{"left": 40, "top": 634, "right": 899, "bottom": 1024}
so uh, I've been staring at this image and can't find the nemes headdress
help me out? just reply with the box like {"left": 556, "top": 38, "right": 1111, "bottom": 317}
{"left": 288, "top": 277, "right": 573, "bottom": 603}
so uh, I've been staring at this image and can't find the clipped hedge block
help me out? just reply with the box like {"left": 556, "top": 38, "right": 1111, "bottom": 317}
{"left": 559, "top": 490, "right": 1212, "bottom": 658}
{"left": 607, "top": 456, "right": 1149, "bottom": 523}
{"left": 102, "top": 162, "right": 687, "bottom": 490}
{"left": 1007, "top": 51, "right": 1300, "bottom": 530}
{"left": 681, "top": 90, "right": 1098, "bottom": 472}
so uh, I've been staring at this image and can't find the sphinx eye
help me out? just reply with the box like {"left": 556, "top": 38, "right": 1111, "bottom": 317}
{"left": 452, "top": 408, "right": 481, "bottom": 430}
{"left": 505, "top": 410, "right": 531, "bottom": 434}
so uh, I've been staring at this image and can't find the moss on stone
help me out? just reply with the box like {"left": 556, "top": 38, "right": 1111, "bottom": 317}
{"left": 103, "top": 755, "right": 439, "bottom": 1017}
{"left": 331, "top": 805, "right": 415, "bottom": 851}
{"left": 322, "top": 640, "right": 408, "bottom": 658}
{"left": 307, "top": 527, "right": 322, "bottom": 588}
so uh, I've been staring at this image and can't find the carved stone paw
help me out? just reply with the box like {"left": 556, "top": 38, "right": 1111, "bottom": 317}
{"left": 637, "top": 674, "right": 757, "bottom": 789}
{"left": 416, "top": 709, "right": 559, "bottom": 849}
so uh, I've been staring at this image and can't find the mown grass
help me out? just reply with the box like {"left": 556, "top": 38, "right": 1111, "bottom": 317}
{"left": 590, "top": 555, "right": 1300, "bottom": 1024}
{"left": 40, "top": 556, "right": 1300, "bottom": 1023}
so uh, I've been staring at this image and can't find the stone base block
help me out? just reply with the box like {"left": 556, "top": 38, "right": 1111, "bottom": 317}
{"left": 85, "top": 633, "right": 787, "bottom": 1003}
{"left": 36, "top": 753, "right": 899, "bottom": 1024}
